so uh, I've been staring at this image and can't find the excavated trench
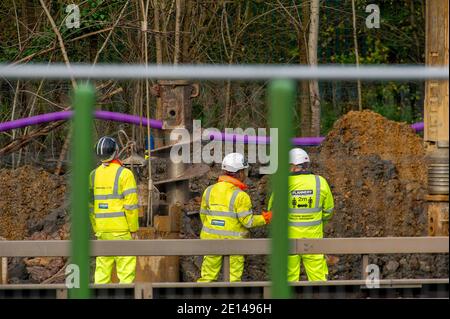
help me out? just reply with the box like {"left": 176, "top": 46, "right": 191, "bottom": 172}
{"left": 0, "top": 110, "right": 447, "bottom": 283}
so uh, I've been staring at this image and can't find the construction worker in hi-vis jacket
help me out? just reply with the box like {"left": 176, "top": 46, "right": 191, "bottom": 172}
{"left": 268, "top": 148, "right": 334, "bottom": 281}
{"left": 89, "top": 136, "right": 139, "bottom": 284}
{"left": 197, "top": 152, "right": 272, "bottom": 282}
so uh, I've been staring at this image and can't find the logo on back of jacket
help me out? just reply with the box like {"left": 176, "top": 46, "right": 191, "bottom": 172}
{"left": 291, "top": 190, "right": 314, "bottom": 208}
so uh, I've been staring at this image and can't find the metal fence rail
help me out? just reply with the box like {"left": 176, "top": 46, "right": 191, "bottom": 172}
{"left": 0, "top": 279, "right": 448, "bottom": 299}
{"left": 0, "top": 237, "right": 448, "bottom": 257}
{"left": 0, "top": 64, "right": 448, "bottom": 80}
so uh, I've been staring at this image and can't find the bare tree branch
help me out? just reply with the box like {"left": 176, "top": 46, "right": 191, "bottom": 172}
{"left": 39, "top": 0, "right": 77, "bottom": 89}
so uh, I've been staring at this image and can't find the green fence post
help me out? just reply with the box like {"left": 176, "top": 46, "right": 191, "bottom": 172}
{"left": 269, "top": 79, "right": 295, "bottom": 299}
{"left": 69, "top": 83, "right": 95, "bottom": 299}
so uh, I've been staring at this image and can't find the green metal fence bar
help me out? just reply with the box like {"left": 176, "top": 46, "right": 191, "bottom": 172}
{"left": 69, "top": 83, "right": 95, "bottom": 299}
{"left": 269, "top": 80, "right": 295, "bottom": 299}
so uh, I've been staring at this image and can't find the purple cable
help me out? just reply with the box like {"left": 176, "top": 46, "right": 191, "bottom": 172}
{"left": 0, "top": 110, "right": 423, "bottom": 146}
{"left": 95, "top": 110, "right": 163, "bottom": 129}
{"left": 0, "top": 110, "right": 163, "bottom": 132}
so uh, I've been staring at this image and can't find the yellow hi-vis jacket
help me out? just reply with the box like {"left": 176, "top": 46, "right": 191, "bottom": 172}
{"left": 200, "top": 176, "right": 266, "bottom": 239}
{"left": 268, "top": 172, "right": 334, "bottom": 239}
{"left": 89, "top": 162, "right": 139, "bottom": 233}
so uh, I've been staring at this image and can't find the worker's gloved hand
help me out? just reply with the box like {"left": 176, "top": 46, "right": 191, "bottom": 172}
{"left": 262, "top": 211, "right": 272, "bottom": 224}
{"left": 131, "top": 232, "right": 139, "bottom": 240}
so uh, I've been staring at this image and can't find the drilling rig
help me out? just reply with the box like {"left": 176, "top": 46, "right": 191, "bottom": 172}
{"left": 424, "top": 0, "right": 449, "bottom": 236}
{"left": 118, "top": 81, "right": 207, "bottom": 283}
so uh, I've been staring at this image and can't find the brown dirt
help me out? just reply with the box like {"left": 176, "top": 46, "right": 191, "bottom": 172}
{"left": 0, "top": 165, "right": 67, "bottom": 240}
{"left": 316, "top": 110, "right": 427, "bottom": 238}
{"left": 314, "top": 110, "right": 447, "bottom": 279}
{"left": 0, "top": 165, "right": 68, "bottom": 283}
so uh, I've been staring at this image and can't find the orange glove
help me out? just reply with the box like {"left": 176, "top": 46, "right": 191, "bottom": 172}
{"left": 262, "top": 211, "right": 272, "bottom": 224}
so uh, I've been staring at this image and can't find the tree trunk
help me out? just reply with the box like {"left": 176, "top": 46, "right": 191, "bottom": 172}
{"left": 152, "top": 0, "right": 164, "bottom": 147}
{"left": 182, "top": 0, "right": 192, "bottom": 62}
{"left": 298, "top": 2, "right": 311, "bottom": 137}
{"left": 351, "top": 0, "right": 363, "bottom": 111}
{"left": 308, "top": 0, "right": 321, "bottom": 136}
{"left": 174, "top": 0, "right": 182, "bottom": 64}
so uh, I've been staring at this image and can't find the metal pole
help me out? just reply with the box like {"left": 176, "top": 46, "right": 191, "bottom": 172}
{"left": 269, "top": 80, "right": 295, "bottom": 298}
{"left": 0, "top": 64, "right": 448, "bottom": 80}
{"left": 69, "top": 83, "right": 95, "bottom": 299}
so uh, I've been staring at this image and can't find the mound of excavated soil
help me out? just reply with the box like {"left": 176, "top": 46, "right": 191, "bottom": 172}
{"left": 317, "top": 110, "right": 427, "bottom": 238}
{"left": 0, "top": 165, "right": 68, "bottom": 283}
{"left": 315, "top": 110, "right": 447, "bottom": 279}
{"left": 0, "top": 165, "right": 67, "bottom": 240}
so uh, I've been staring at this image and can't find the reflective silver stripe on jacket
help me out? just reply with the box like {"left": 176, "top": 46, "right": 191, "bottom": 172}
{"left": 91, "top": 169, "right": 96, "bottom": 188}
{"left": 94, "top": 194, "right": 124, "bottom": 200}
{"left": 95, "top": 212, "right": 126, "bottom": 218}
{"left": 229, "top": 189, "right": 241, "bottom": 212}
{"left": 200, "top": 209, "right": 236, "bottom": 217}
{"left": 90, "top": 170, "right": 96, "bottom": 202}
{"left": 122, "top": 188, "right": 137, "bottom": 196}
{"left": 289, "top": 220, "right": 322, "bottom": 227}
{"left": 291, "top": 207, "right": 322, "bottom": 214}
{"left": 113, "top": 166, "right": 124, "bottom": 195}
{"left": 236, "top": 210, "right": 252, "bottom": 218}
{"left": 315, "top": 175, "right": 321, "bottom": 208}
{"left": 244, "top": 216, "right": 254, "bottom": 228}
{"left": 124, "top": 204, "right": 139, "bottom": 210}
{"left": 201, "top": 225, "right": 246, "bottom": 237}
{"left": 205, "top": 185, "right": 213, "bottom": 208}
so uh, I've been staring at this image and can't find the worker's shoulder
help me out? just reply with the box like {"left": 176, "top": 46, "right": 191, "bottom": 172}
{"left": 315, "top": 174, "right": 328, "bottom": 181}
{"left": 315, "top": 174, "right": 332, "bottom": 190}
{"left": 234, "top": 188, "right": 251, "bottom": 201}
{"left": 315, "top": 174, "right": 330, "bottom": 183}
{"left": 119, "top": 166, "right": 136, "bottom": 178}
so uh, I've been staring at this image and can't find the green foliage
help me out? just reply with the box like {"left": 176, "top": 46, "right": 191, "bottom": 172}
{"left": 320, "top": 103, "right": 339, "bottom": 135}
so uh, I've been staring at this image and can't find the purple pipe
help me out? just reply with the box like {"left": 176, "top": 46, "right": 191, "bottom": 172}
{"left": 291, "top": 136, "right": 326, "bottom": 146}
{"left": 0, "top": 111, "right": 71, "bottom": 132}
{"left": 410, "top": 122, "right": 424, "bottom": 132}
{"left": 0, "top": 110, "right": 423, "bottom": 146}
{"left": 95, "top": 110, "right": 163, "bottom": 129}
{"left": 0, "top": 110, "right": 163, "bottom": 132}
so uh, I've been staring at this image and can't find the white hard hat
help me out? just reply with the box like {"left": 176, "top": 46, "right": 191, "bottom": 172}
{"left": 222, "top": 153, "right": 249, "bottom": 173}
{"left": 289, "top": 148, "right": 310, "bottom": 165}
